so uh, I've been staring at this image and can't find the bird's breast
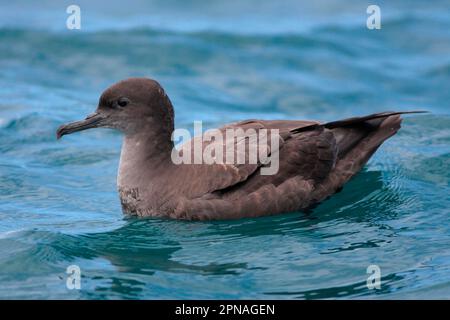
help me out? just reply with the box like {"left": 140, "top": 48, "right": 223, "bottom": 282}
{"left": 118, "top": 186, "right": 142, "bottom": 215}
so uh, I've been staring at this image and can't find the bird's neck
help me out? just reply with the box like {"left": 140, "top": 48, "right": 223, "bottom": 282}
{"left": 117, "top": 129, "right": 174, "bottom": 190}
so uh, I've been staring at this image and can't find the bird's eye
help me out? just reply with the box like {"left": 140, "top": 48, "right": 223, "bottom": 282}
{"left": 118, "top": 97, "right": 130, "bottom": 107}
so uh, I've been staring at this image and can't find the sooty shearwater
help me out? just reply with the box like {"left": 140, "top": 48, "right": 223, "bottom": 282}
{"left": 56, "top": 78, "right": 425, "bottom": 220}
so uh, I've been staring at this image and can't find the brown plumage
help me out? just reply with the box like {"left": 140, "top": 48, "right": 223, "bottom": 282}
{"left": 56, "top": 78, "right": 425, "bottom": 220}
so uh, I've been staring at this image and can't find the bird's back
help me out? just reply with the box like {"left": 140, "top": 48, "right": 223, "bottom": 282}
{"left": 167, "top": 112, "right": 415, "bottom": 220}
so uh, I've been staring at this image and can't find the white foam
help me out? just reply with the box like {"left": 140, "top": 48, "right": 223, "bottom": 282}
{"left": 0, "top": 229, "right": 25, "bottom": 239}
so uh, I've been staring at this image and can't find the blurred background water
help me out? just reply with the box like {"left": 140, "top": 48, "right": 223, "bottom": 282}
{"left": 0, "top": 0, "right": 449, "bottom": 299}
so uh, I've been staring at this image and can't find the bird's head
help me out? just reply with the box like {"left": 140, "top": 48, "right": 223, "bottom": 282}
{"left": 56, "top": 78, "right": 174, "bottom": 139}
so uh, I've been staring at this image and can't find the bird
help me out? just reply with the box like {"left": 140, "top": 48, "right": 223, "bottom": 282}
{"left": 56, "top": 77, "right": 425, "bottom": 220}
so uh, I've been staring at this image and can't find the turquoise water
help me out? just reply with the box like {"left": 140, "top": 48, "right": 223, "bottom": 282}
{"left": 0, "top": 0, "right": 449, "bottom": 299}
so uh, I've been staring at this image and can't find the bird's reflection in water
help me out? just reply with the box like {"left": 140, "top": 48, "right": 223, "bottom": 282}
{"left": 69, "top": 219, "right": 248, "bottom": 298}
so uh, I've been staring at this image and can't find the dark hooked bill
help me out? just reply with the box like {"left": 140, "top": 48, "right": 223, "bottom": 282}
{"left": 56, "top": 112, "right": 106, "bottom": 139}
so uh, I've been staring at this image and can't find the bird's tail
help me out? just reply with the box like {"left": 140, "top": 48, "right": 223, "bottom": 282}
{"left": 290, "top": 110, "right": 427, "bottom": 134}
{"left": 308, "top": 110, "right": 428, "bottom": 203}
{"left": 321, "top": 110, "right": 428, "bottom": 129}
{"left": 291, "top": 109, "right": 427, "bottom": 171}
{"left": 325, "top": 111, "right": 427, "bottom": 159}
